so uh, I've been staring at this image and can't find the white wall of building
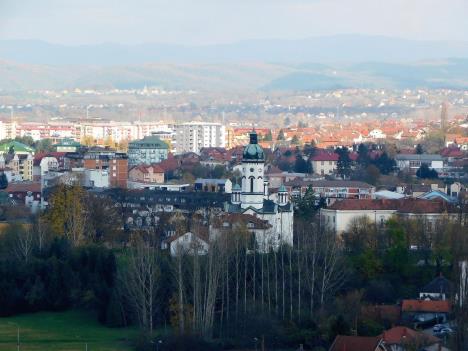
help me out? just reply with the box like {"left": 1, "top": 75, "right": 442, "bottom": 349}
{"left": 175, "top": 122, "right": 226, "bottom": 154}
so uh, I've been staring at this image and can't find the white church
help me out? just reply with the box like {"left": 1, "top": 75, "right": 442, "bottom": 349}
{"left": 226, "top": 131, "right": 294, "bottom": 252}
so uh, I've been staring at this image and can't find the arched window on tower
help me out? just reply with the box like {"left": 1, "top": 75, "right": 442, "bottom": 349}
{"left": 250, "top": 176, "right": 254, "bottom": 192}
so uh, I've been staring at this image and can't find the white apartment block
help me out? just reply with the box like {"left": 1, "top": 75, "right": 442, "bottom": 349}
{"left": 0, "top": 121, "right": 18, "bottom": 140}
{"left": 78, "top": 121, "right": 171, "bottom": 143}
{"left": 175, "top": 122, "right": 226, "bottom": 154}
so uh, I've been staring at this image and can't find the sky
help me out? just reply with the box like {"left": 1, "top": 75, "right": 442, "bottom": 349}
{"left": 0, "top": 0, "right": 467, "bottom": 45}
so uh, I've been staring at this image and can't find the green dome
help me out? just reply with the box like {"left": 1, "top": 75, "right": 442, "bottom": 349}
{"left": 243, "top": 131, "right": 264, "bottom": 161}
{"left": 233, "top": 183, "right": 241, "bottom": 191}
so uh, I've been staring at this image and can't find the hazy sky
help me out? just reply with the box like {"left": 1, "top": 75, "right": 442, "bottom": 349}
{"left": 1, "top": 0, "right": 467, "bottom": 45}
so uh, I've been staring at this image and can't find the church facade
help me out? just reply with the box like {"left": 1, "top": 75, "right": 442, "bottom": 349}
{"left": 226, "top": 131, "right": 294, "bottom": 252}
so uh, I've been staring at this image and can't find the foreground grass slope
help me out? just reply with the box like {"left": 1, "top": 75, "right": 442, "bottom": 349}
{"left": 0, "top": 310, "right": 137, "bottom": 351}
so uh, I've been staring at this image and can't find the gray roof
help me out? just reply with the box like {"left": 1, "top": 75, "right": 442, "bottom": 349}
{"left": 395, "top": 154, "right": 444, "bottom": 161}
{"left": 195, "top": 178, "right": 228, "bottom": 185}
{"left": 227, "top": 199, "right": 292, "bottom": 214}
{"left": 421, "top": 276, "right": 453, "bottom": 296}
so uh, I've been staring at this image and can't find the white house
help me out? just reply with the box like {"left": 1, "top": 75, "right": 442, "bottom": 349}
{"left": 169, "top": 232, "right": 209, "bottom": 257}
{"left": 368, "top": 129, "right": 386, "bottom": 139}
{"left": 321, "top": 198, "right": 461, "bottom": 233}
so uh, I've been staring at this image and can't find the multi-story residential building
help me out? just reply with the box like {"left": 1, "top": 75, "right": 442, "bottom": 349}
{"left": 0, "top": 140, "right": 34, "bottom": 181}
{"left": 395, "top": 154, "right": 445, "bottom": 174}
{"left": 175, "top": 122, "right": 226, "bottom": 154}
{"left": 83, "top": 147, "right": 128, "bottom": 188}
{"left": 78, "top": 121, "right": 170, "bottom": 143}
{"left": 285, "top": 179, "right": 375, "bottom": 204}
{"left": 128, "top": 134, "right": 169, "bottom": 166}
{"left": 54, "top": 138, "right": 81, "bottom": 152}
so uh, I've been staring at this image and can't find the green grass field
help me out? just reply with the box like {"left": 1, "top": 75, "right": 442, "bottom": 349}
{"left": 0, "top": 310, "right": 138, "bottom": 351}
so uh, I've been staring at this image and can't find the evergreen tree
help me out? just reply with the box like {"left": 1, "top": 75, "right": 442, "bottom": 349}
{"left": 373, "top": 152, "right": 395, "bottom": 175}
{"left": 357, "top": 144, "right": 370, "bottom": 166}
{"left": 277, "top": 129, "right": 285, "bottom": 141}
{"left": 0, "top": 172, "right": 8, "bottom": 189}
{"left": 416, "top": 164, "right": 438, "bottom": 179}
{"left": 291, "top": 134, "right": 300, "bottom": 145}
{"left": 335, "top": 147, "right": 352, "bottom": 179}
{"left": 415, "top": 144, "right": 424, "bottom": 154}
{"left": 294, "top": 154, "right": 310, "bottom": 173}
{"left": 263, "top": 130, "right": 273, "bottom": 141}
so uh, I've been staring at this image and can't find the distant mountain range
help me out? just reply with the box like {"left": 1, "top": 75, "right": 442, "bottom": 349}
{"left": 2, "top": 35, "right": 468, "bottom": 65}
{"left": 2, "top": 35, "right": 468, "bottom": 91}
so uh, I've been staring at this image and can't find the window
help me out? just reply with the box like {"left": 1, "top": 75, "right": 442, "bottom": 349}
{"left": 247, "top": 222, "right": 255, "bottom": 229}
{"left": 250, "top": 177, "right": 254, "bottom": 192}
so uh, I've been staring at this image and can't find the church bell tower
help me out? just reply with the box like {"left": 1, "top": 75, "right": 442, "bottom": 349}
{"left": 241, "top": 131, "right": 266, "bottom": 209}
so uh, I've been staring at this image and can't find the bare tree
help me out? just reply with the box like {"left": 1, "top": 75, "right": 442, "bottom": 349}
{"left": 121, "top": 238, "right": 160, "bottom": 332}
{"left": 14, "top": 227, "right": 34, "bottom": 262}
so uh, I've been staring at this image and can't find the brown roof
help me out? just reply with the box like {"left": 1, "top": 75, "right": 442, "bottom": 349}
{"left": 130, "top": 164, "right": 165, "bottom": 174}
{"left": 6, "top": 182, "right": 41, "bottom": 193}
{"left": 401, "top": 299, "right": 451, "bottom": 313}
{"left": 398, "top": 198, "right": 457, "bottom": 214}
{"left": 381, "top": 326, "right": 439, "bottom": 346}
{"left": 328, "top": 199, "right": 400, "bottom": 211}
{"left": 212, "top": 213, "right": 272, "bottom": 230}
{"left": 329, "top": 335, "right": 382, "bottom": 351}
{"left": 311, "top": 152, "right": 339, "bottom": 162}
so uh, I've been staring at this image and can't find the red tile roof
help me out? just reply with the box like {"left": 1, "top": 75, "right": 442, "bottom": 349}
{"left": 329, "top": 335, "right": 382, "bottom": 351}
{"left": 328, "top": 199, "right": 400, "bottom": 211}
{"left": 381, "top": 326, "right": 439, "bottom": 346}
{"left": 311, "top": 152, "right": 339, "bottom": 162}
{"left": 130, "top": 164, "right": 165, "bottom": 174}
{"left": 7, "top": 182, "right": 41, "bottom": 193}
{"left": 401, "top": 299, "right": 451, "bottom": 313}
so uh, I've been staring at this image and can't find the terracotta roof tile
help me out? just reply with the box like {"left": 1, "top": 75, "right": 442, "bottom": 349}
{"left": 380, "top": 326, "right": 439, "bottom": 346}
{"left": 329, "top": 335, "right": 382, "bottom": 351}
{"left": 401, "top": 299, "right": 451, "bottom": 313}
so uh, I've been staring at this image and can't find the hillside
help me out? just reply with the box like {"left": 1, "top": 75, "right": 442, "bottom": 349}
{"left": 2, "top": 59, "right": 468, "bottom": 92}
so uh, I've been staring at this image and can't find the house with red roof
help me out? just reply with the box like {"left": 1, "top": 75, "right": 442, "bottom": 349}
{"left": 321, "top": 198, "right": 461, "bottom": 233}
{"left": 329, "top": 335, "right": 387, "bottom": 351}
{"left": 401, "top": 300, "right": 451, "bottom": 327}
{"left": 380, "top": 326, "right": 441, "bottom": 351}
{"left": 129, "top": 164, "right": 165, "bottom": 184}
{"left": 310, "top": 151, "right": 339, "bottom": 176}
